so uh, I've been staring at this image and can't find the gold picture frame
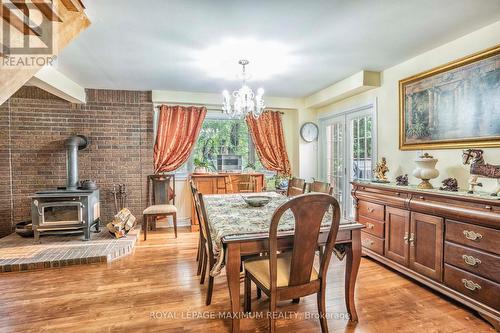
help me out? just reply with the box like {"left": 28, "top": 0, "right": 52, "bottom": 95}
{"left": 399, "top": 45, "right": 500, "bottom": 150}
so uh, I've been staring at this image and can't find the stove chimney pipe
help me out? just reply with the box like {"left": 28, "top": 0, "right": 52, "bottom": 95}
{"left": 65, "top": 135, "right": 89, "bottom": 190}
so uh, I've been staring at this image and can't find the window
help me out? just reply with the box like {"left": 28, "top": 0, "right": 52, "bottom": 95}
{"left": 191, "top": 118, "right": 260, "bottom": 171}
{"left": 319, "top": 104, "right": 376, "bottom": 219}
{"left": 162, "top": 112, "right": 272, "bottom": 179}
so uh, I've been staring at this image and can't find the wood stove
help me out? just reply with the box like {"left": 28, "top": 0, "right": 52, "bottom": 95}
{"left": 30, "top": 135, "right": 101, "bottom": 242}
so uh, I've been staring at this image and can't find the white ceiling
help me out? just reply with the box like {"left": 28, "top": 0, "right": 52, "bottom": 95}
{"left": 56, "top": 0, "right": 500, "bottom": 97}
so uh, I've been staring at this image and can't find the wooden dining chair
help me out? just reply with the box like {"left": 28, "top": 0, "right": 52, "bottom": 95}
{"left": 244, "top": 193, "right": 341, "bottom": 333}
{"left": 189, "top": 180, "right": 205, "bottom": 276}
{"left": 287, "top": 177, "right": 306, "bottom": 197}
{"left": 308, "top": 180, "right": 334, "bottom": 195}
{"left": 238, "top": 174, "right": 256, "bottom": 193}
{"left": 142, "top": 174, "right": 177, "bottom": 240}
{"left": 195, "top": 192, "right": 217, "bottom": 305}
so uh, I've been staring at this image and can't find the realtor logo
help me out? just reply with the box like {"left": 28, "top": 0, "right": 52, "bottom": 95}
{"left": 1, "top": 0, "right": 55, "bottom": 56}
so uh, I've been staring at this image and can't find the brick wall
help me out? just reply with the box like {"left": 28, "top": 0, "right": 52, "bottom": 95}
{"left": 0, "top": 87, "right": 154, "bottom": 238}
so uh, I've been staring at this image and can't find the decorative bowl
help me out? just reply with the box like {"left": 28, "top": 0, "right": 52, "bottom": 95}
{"left": 242, "top": 195, "right": 272, "bottom": 207}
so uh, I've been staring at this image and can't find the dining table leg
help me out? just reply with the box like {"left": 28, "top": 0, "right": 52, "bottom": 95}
{"left": 344, "top": 229, "right": 361, "bottom": 322}
{"left": 226, "top": 243, "right": 242, "bottom": 333}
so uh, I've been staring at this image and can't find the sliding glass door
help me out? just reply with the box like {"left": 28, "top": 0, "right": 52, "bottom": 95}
{"left": 319, "top": 105, "right": 376, "bottom": 220}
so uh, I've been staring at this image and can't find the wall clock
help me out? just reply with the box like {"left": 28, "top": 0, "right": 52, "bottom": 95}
{"left": 300, "top": 122, "right": 319, "bottom": 142}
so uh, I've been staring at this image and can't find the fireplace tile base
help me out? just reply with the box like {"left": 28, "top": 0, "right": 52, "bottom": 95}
{"left": 0, "top": 228, "right": 140, "bottom": 272}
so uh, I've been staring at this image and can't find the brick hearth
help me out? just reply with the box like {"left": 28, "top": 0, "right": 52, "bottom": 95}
{"left": 0, "top": 229, "right": 140, "bottom": 272}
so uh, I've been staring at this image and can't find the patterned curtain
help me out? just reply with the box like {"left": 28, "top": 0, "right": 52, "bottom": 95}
{"left": 154, "top": 105, "right": 207, "bottom": 173}
{"left": 246, "top": 111, "right": 291, "bottom": 176}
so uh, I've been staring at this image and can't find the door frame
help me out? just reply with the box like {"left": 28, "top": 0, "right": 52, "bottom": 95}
{"left": 318, "top": 100, "right": 378, "bottom": 218}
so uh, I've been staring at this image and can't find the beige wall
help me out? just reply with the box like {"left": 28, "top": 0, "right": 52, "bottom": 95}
{"left": 316, "top": 20, "right": 500, "bottom": 193}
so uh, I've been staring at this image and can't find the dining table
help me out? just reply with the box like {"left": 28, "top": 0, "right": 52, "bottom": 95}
{"left": 203, "top": 192, "right": 364, "bottom": 333}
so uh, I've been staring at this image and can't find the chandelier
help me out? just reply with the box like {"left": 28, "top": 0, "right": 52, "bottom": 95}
{"left": 222, "top": 59, "right": 265, "bottom": 119}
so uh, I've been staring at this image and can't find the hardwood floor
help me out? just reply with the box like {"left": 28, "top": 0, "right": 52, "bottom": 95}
{"left": 0, "top": 228, "right": 495, "bottom": 333}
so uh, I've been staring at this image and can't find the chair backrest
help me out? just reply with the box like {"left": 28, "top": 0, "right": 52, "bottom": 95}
{"left": 268, "top": 193, "right": 341, "bottom": 290}
{"left": 287, "top": 177, "right": 306, "bottom": 197}
{"left": 148, "top": 174, "right": 175, "bottom": 206}
{"left": 238, "top": 174, "right": 256, "bottom": 192}
{"left": 196, "top": 192, "right": 214, "bottom": 255}
{"left": 308, "top": 180, "right": 333, "bottom": 195}
{"left": 189, "top": 180, "right": 201, "bottom": 225}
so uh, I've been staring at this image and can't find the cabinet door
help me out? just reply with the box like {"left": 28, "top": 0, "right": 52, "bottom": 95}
{"left": 385, "top": 207, "right": 410, "bottom": 266}
{"left": 410, "top": 212, "right": 444, "bottom": 281}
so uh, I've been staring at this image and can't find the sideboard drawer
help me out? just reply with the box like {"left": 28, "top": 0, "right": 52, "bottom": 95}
{"left": 358, "top": 201, "right": 385, "bottom": 222}
{"left": 445, "top": 220, "right": 500, "bottom": 255}
{"left": 444, "top": 264, "right": 500, "bottom": 310}
{"left": 359, "top": 216, "right": 384, "bottom": 238}
{"left": 444, "top": 242, "right": 500, "bottom": 283}
{"left": 361, "top": 231, "right": 384, "bottom": 255}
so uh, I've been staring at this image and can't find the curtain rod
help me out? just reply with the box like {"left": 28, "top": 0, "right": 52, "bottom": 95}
{"left": 154, "top": 104, "right": 284, "bottom": 114}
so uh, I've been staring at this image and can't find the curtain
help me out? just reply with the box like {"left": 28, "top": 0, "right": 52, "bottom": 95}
{"left": 154, "top": 105, "right": 207, "bottom": 173}
{"left": 246, "top": 111, "right": 291, "bottom": 176}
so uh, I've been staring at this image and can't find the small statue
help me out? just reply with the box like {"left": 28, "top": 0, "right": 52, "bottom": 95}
{"left": 373, "top": 157, "right": 389, "bottom": 183}
{"left": 439, "top": 178, "right": 459, "bottom": 192}
{"left": 462, "top": 149, "right": 500, "bottom": 196}
{"left": 396, "top": 174, "right": 409, "bottom": 186}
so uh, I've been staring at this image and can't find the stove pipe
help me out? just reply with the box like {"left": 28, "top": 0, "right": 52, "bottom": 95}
{"left": 65, "top": 135, "right": 89, "bottom": 190}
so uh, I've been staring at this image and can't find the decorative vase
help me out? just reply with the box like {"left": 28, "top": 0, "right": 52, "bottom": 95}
{"left": 412, "top": 153, "right": 439, "bottom": 189}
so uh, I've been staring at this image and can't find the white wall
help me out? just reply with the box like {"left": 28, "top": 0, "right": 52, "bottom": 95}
{"left": 316, "top": 20, "right": 500, "bottom": 193}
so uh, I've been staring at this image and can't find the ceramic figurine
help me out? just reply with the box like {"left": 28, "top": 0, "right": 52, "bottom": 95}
{"left": 373, "top": 157, "right": 389, "bottom": 183}
{"left": 439, "top": 178, "right": 458, "bottom": 192}
{"left": 462, "top": 149, "right": 500, "bottom": 196}
{"left": 413, "top": 153, "right": 439, "bottom": 189}
{"left": 396, "top": 174, "right": 409, "bottom": 186}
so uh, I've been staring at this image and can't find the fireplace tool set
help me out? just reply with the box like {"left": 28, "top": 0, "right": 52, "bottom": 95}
{"left": 112, "top": 184, "right": 128, "bottom": 214}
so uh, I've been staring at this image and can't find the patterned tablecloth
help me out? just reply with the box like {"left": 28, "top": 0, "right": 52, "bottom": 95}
{"left": 203, "top": 192, "right": 335, "bottom": 276}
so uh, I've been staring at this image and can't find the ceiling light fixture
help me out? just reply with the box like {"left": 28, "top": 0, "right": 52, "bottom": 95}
{"left": 222, "top": 59, "right": 265, "bottom": 119}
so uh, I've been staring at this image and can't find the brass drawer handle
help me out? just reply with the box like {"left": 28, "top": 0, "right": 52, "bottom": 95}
{"left": 419, "top": 196, "right": 425, "bottom": 200}
{"left": 367, "top": 207, "right": 375, "bottom": 213}
{"left": 395, "top": 192, "right": 400, "bottom": 196}
{"left": 403, "top": 232, "right": 409, "bottom": 243}
{"left": 461, "top": 278, "right": 481, "bottom": 291}
{"left": 484, "top": 205, "right": 492, "bottom": 210}
{"left": 362, "top": 239, "right": 374, "bottom": 247}
{"left": 409, "top": 233, "right": 415, "bottom": 246}
{"left": 462, "top": 254, "right": 481, "bottom": 267}
{"left": 463, "top": 230, "right": 482, "bottom": 241}
{"left": 366, "top": 222, "right": 374, "bottom": 229}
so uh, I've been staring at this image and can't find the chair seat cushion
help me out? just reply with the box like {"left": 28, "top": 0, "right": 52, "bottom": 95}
{"left": 143, "top": 204, "right": 177, "bottom": 215}
{"left": 244, "top": 254, "right": 318, "bottom": 289}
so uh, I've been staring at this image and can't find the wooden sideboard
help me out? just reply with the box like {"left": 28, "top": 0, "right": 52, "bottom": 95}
{"left": 189, "top": 173, "right": 265, "bottom": 229}
{"left": 352, "top": 181, "right": 500, "bottom": 330}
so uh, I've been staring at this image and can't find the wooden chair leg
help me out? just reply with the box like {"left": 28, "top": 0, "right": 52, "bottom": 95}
{"left": 143, "top": 215, "right": 148, "bottom": 241}
{"left": 173, "top": 213, "right": 177, "bottom": 238}
{"left": 200, "top": 249, "right": 207, "bottom": 285}
{"left": 206, "top": 275, "right": 214, "bottom": 306}
{"left": 256, "top": 287, "right": 262, "bottom": 299}
{"left": 197, "top": 238, "right": 205, "bottom": 276}
{"left": 317, "top": 288, "right": 328, "bottom": 333}
{"left": 244, "top": 276, "right": 251, "bottom": 312}
{"left": 269, "top": 297, "right": 277, "bottom": 333}
{"left": 196, "top": 235, "right": 201, "bottom": 262}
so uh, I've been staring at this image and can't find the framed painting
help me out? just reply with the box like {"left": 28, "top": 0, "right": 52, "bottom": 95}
{"left": 399, "top": 45, "right": 500, "bottom": 150}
